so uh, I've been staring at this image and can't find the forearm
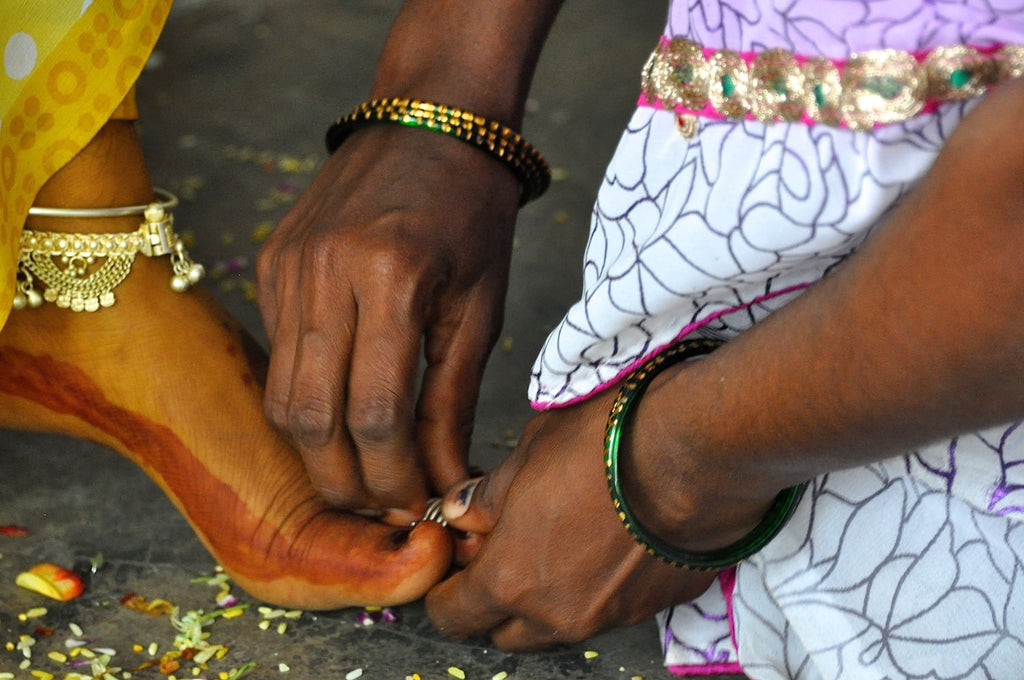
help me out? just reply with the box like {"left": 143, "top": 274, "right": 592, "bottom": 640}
{"left": 368, "top": 0, "right": 564, "bottom": 127}
{"left": 627, "top": 79, "right": 1024, "bottom": 543}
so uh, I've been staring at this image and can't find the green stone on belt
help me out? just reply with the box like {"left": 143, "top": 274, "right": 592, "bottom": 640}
{"left": 862, "top": 75, "right": 905, "bottom": 101}
{"left": 721, "top": 73, "right": 735, "bottom": 97}
{"left": 950, "top": 68, "right": 971, "bottom": 88}
{"left": 813, "top": 83, "right": 826, "bottom": 108}
{"left": 672, "top": 63, "right": 695, "bottom": 86}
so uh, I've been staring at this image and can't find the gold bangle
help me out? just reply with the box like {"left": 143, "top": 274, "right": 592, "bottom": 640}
{"left": 325, "top": 98, "right": 551, "bottom": 205}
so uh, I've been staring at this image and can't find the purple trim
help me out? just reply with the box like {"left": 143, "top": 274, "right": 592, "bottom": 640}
{"left": 530, "top": 282, "right": 811, "bottom": 411}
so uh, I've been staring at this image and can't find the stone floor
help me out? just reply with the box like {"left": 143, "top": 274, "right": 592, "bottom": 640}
{"left": 1, "top": 2, "right": 745, "bottom": 678}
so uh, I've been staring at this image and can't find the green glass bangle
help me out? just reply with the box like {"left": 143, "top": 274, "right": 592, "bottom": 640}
{"left": 604, "top": 337, "right": 809, "bottom": 571}
{"left": 325, "top": 97, "right": 551, "bottom": 206}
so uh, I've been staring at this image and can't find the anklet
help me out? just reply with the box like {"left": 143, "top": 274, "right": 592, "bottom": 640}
{"left": 17, "top": 189, "right": 205, "bottom": 312}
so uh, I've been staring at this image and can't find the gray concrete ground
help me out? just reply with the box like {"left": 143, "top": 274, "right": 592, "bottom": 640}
{"left": 1, "top": 2, "right": 746, "bottom": 679}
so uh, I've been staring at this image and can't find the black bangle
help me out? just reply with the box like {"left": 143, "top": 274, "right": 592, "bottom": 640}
{"left": 604, "top": 337, "right": 809, "bottom": 571}
{"left": 325, "top": 98, "right": 551, "bottom": 205}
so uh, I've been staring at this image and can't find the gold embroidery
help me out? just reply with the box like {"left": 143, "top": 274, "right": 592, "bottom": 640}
{"left": 841, "top": 49, "right": 925, "bottom": 129}
{"left": 750, "top": 49, "right": 804, "bottom": 122}
{"left": 800, "top": 57, "right": 842, "bottom": 126}
{"left": 707, "top": 49, "right": 750, "bottom": 120}
{"left": 642, "top": 37, "right": 710, "bottom": 111}
{"left": 643, "top": 39, "right": 1023, "bottom": 130}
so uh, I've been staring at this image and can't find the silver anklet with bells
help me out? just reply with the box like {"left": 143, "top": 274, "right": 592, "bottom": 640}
{"left": 17, "top": 188, "right": 205, "bottom": 312}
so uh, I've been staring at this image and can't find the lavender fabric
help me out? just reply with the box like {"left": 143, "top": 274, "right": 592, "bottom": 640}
{"left": 528, "top": 1, "right": 1024, "bottom": 677}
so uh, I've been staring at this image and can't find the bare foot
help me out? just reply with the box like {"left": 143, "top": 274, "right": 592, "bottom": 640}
{"left": 0, "top": 121, "right": 451, "bottom": 608}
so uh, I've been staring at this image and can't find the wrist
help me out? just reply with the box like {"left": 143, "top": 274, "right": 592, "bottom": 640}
{"left": 620, "top": 371, "right": 775, "bottom": 548}
{"left": 367, "top": 0, "right": 562, "bottom": 127}
{"left": 605, "top": 338, "right": 806, "bottom": 569}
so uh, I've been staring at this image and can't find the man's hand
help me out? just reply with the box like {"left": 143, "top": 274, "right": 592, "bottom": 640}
{"left": 256, "top": 125, "right": 520, "bottom": 521}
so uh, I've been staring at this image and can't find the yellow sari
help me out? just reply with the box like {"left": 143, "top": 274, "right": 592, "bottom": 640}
{"left": 0, "top": 0, "right": 170, "bottom": 330}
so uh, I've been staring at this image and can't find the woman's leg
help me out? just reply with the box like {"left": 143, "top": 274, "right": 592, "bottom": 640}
{"left": 0, "top": 120, "right": 450, "bottom": 608}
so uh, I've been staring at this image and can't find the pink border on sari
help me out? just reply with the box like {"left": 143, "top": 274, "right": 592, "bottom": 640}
{"left": 666, "top": 569, "right": 742, "bottom": 676}
{"left": 530, "top": 282, "right": 811, "bottom": 411}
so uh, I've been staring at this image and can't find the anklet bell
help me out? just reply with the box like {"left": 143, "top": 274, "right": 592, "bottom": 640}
{"left": 17, "top": 189, "right": 205, "bottom": 312}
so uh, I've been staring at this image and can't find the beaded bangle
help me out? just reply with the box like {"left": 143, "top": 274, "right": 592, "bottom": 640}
{"left": 325, "top": 98, "right": 551, "bottom": 205}
{"left": 604, "top": 337, "right": 809, "bottom": 571}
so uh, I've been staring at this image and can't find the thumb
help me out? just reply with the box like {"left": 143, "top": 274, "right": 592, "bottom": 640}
{"left": 440, "top": 451, "right": 521, "bottom": 534}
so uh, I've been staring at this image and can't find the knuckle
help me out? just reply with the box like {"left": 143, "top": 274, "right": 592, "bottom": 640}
{"left": 554, "top": 615, "right": 594, "bottom": 644}
{"left": 286, "top": 395, "right": 337, "bottom": 448}
{"left": 488, "top": 568, "right": 528, "bottom": 611}
{"left": 346, "top": 392, "right": 403, "bottom": 446}
{"left": 263, "top": 393, "right": 290, "bottom": 431}
{"left": 362, "top": 250, "right": 418, "bottom": 293}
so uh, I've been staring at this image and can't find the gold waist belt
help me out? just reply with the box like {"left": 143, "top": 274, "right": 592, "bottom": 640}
{"left": 640, "top": 37, "right": 1024, "bottom": 130}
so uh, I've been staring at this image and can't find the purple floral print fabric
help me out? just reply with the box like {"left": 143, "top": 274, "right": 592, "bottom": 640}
{"left": 528, "top": 1, "right": 1024, "bottom": 677}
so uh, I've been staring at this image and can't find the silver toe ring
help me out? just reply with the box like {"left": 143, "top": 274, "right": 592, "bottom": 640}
{"left": 416, "top": 498, "right": 448, "bottom": 527}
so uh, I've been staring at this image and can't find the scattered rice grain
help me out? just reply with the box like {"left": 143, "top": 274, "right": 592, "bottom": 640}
{"left": 448, "top": 667, "right": 466, "bottom": 679}
{"left": 345, "top": 669, "right": 363, "bottom": 680}
{"left": 492, "top": 672, "right": 509, "bottom": 680}
{"left": 583, "top": 650, "right": 599, "bottom": 659}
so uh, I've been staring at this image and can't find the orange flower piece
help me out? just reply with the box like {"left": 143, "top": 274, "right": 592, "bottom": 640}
{"left": 15, "top": 563, "right": 85, "bottom": 601}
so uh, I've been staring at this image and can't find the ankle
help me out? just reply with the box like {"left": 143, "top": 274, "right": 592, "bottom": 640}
{"left": 17, "top": 122, "right": 205, "bottom": 312}
{"left": 28, "top": 120, "right": 154, "bottom": 235}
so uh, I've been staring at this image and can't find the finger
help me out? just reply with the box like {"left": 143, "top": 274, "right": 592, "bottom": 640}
{"left": 253, "top": 238, "right": 282, "bottom": 340}
{"left": 288, "top": 321, "right": 367, "bottom": 507}
{"left": 440, "top": 428, "right": 531, "bottom": 533}
{"left": 262, "top": 253, "right": 302, "bottom": 434}
{"left": 417, "top": 294, "right": 503, "bottom": 493}
{"left": 452, "top": 530, "right": 485, "bottom": 566}
{"left": 441, "top": 463, "right": 519, "bottom": 534}
{"left": 425, "top": 562, "right": 509, "bottom": 639}
{"left": 439, "top": 477, "right": 488, "bottom": 533}
{"left": 489, "top": 617, "right": 566, "bottom": 653}
{"left": 346, "top": 265, "right": 430, "bottom": 511}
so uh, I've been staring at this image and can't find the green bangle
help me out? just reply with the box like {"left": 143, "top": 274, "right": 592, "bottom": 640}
{"left": 604, "top": 337, "right": 809, "bottom": 571}
{"left": 325, "top": 97, "right": 551, "bottom": 206}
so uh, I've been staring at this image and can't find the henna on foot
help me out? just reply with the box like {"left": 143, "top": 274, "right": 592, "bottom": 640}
{"left": 0, "top": 121, "right": 451, "bottom": 608}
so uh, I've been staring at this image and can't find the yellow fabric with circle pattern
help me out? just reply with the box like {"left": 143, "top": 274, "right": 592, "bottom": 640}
{"left": 0, "top": 0, "right": 170, "bottom": 329}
